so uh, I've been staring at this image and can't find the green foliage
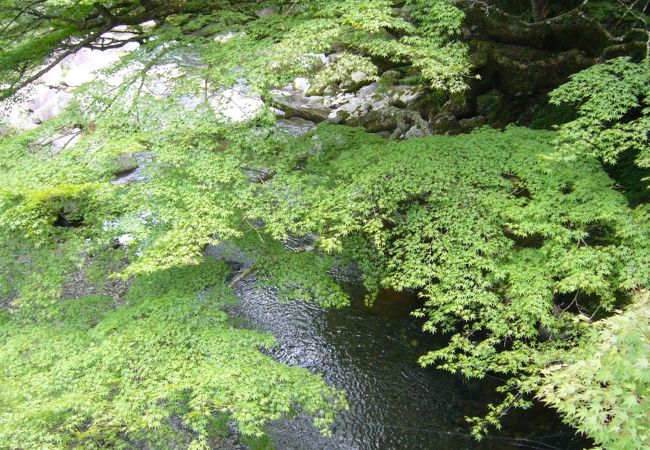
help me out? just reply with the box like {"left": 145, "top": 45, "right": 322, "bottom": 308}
{"left": 246, "top": 124, "right": 650, "bottom": 438}
{"left": 538, "top": 292, "right": 650, "bottom": 450}
{"left": 0, "top": 0, "right": 118, "bottom": 97}
{"left": 0, "top": 78, "right": 350, "bottom": 447}
{"left": 0, "top": 0, "right": 470, "bottom": 99}
{"left": 583, "top": 1, "right": 649, "bottom": 27}
{"left": 550, "top": 57, "right": 650, "bottom": 169}
{"left": 3, "top": 93, "right": 648, "bottom": 443}
{"left": 253, "top": 239, "right": 351, "bottom": 308}
{"left": 201, "top": 0, "right": 471, "bottom": 92}
{"left": 0, "top": 261, "right": 344, "bottom": 449}
{"left": 1, "top": 1, "right": 649, "bottom": 448}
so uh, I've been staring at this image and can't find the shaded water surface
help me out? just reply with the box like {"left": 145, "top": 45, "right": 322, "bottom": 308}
{"left": 230, "top": 279, "right": 589, "bottom": 450}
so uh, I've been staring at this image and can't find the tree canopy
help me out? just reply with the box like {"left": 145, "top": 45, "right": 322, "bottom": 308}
{"left": 0, "top": 1, "right": 648, "bottom": 449}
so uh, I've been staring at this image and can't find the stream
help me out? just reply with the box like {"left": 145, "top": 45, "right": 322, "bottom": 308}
{"left": 229, "top": 276, "right": 591, "bottom": 450}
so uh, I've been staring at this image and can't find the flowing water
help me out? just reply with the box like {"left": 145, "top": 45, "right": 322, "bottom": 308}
{"left": 229, "top": 277, "right": 591, "bottom": 450}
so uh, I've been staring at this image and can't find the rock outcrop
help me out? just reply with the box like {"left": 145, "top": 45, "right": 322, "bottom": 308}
{"left": 271, "top": 75, "right": 434, "bottom": 138}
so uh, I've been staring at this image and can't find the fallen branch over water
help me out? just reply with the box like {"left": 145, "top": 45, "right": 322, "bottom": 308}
{"left": 228, "top": 266, "right": 255, "bottom": 289}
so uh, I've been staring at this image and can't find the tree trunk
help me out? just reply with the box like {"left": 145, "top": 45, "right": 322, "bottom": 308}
{"left": 531, "top": 0, "right": 547, "bottom": 22}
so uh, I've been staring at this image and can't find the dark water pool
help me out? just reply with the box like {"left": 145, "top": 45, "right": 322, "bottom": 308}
{"left": 230, "top": 279, "right": 590, "bottom": 450}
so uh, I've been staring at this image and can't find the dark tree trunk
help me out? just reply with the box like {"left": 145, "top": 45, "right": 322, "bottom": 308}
{"left": 531, "top": 0, "right": 547, "bottom": 21}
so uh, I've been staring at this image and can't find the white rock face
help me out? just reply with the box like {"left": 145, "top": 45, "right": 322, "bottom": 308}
{"left": 31, "top": 127, "right": 82, "bottom": 155}
{"left": 41, "top": 64, "right": 64, "bottom": 88}
{"left": 33, "top": 91, "right": 74, "bottom": 124}
{"left": 117, "top": 234, "right": 134, "bottom": 246}
{"left": 61, "top": 47, "right": 122, "bottom": 87}
{"left": 293, "top": 77, "right": 311, "bottom": 94}
{"left": 275, "top": 117, "right": 316, "bottom": 136}
{"left": 208, "top": 82, "right": 265, "bottom": 122}
{"left": 178, "top": 95, "right": 203, "bottom": 110}
{"left": 325, "top": 82, "right": 425, "bottom": 121}
{"left": 1, "top": 25, "right": 270, "bottom": 131}
{"left": 1, "top": 29, "right": 140, "bottom": 130}
{"left": 1, "top": 27, "right": 428, "bottom": 140}
{"left": 319, "top": 54, "right": 333, "bottom": 65}
{"left": 213, "top": 31, "right": 243, "bottom": 43}
{"left": 142, "top": 63, "right": 184, "bottom": 98}
{"left": 350, "top": 71, "right": 367, "bottom": 83}
{"left": 255, "top": 7, "right": 276, "bottom": 18}
{"left": 50, "top": 129, "right": 82, "bottom": 154}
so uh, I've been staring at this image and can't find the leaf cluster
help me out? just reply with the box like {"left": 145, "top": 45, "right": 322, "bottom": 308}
{"left": 550, "top": 57, "right": 650, "bottom": 169}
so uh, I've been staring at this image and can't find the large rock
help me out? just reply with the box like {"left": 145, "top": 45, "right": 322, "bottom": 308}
{"left": 271, "top": 78, "right": 431, "bottom": 139}
{"left": 429, "top": 112, "right": 461, "bottom": 135}
{"left": 469, "top": 39, "right": 595, "bottom": 98}
{"left": 255, "top": 7, "right": 277, "bottom": 18}
{"left": 209, "top": 82, "right": 265, "bottom": 122}
{"left": 459, "top": 115, "right": 486, "bottom": 132}
{"left": 271, "top": 87, "right": 332, "bottom": 122}
{"left": 30, "top": 89, "right": 73, "bottom": 124}
{"left": 275, "top": 117, "right": 316, "bottom": 136}
{"left": 476, "top": 89, "right": 511, "bottom": 126}
{"left": 329, "top": 83, "right": 429, "bottom": 138}
{"left": 111, "top": 152, "right": 153, "bottom": 185}
{"left": 1, "top": 28, "right": 140, "bottom": 130}
{"left": 347, "top": 107, "right": 430, "bottom": 139}
{"left": 440, "top": 92, "right": 474, "bottom": 118}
